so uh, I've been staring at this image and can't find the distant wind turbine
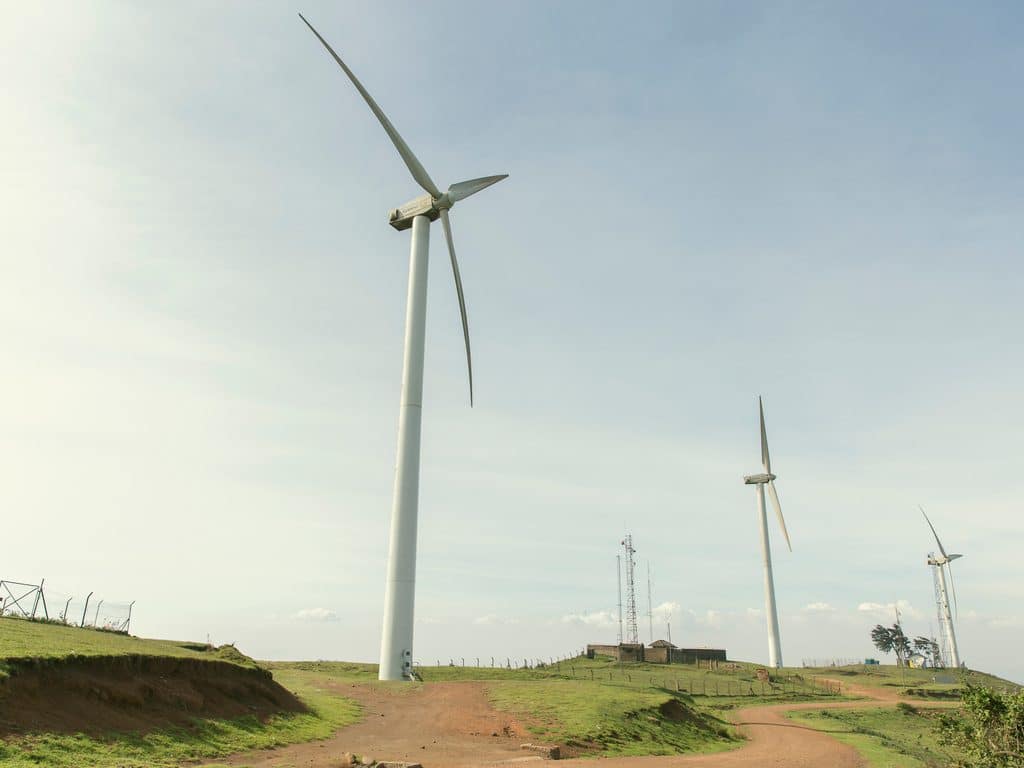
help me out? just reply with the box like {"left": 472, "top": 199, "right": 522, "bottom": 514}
{"left": 920, "top": 507, "right": 963, "bottom": 669}
{"left": 743, "top": 397, "right": 792, "bottom": 669}
{"left": 299, "top": 14, "right": 507, "bottom": 681}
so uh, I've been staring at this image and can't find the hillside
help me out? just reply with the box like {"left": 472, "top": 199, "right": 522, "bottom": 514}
{"left": 3, "top": 620, "right": 1020, "bottom": 768}
{"left": 0, "top": 616, "right": 359, "bottom": 768}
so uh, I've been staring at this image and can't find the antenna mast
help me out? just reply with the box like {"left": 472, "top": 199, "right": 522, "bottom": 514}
{"left": 621, "top": 535, "right": 639, "bottom": 645}
{"left": 616, "top": 555, "right": 623, "bottom": 645}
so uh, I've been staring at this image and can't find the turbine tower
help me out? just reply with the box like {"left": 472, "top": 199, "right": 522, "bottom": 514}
{"left": 743, "top": 397, "right": 792, "bottom": 669}
{"left": 921, "top": 507, "right": 963, "bottom": 669}
{"left": 300, "top": 14, "right": 507, "bottom": 681}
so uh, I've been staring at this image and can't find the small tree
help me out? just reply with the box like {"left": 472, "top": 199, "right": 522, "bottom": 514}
{"left": 913, "top": 636, "right": 942, "bottom": 668}
{"left": 938, "top": 683, "right": 1024, "bottom": 766}
{"left": 871, "top": 623, "right": 911, "bottom": 666}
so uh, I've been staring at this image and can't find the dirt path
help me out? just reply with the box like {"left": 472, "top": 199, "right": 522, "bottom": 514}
{"left": 216, "top": 681, "right": 531, "bottom": 768}
{"left": 210, "top": 679, "right": 911, "bottom": 768}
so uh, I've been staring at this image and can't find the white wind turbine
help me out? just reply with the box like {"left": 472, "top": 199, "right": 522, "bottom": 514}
{"left": 299, "top": 14, "right": 507, "bottom": 681}
{"left": 920, "top": 507, "right": 963, "bottom": 669}
{"left": 743, "top": 397, "right": 792, "bottom": 669}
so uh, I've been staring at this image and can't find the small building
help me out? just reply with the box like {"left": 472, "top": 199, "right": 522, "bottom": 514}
{"left": 907, "top": 653, "right": 928, "bottom": 669}
{"left": 586, "top": 642, "right": 727, "bottom": 665}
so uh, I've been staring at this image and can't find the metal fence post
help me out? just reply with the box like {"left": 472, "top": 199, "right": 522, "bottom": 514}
{"left": 80, "top": 592, "right": 93, "bottom": 628}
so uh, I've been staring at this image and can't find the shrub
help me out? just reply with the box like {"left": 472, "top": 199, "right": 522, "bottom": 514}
{"left": 938, "top": 683, "right": 1024, "bottom": 767}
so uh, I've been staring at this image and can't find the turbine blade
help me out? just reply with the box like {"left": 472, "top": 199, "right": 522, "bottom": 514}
{"left": 298, "top": 14, "right": 441, "bottom": 199}
{"left": 767, "top": 481, "right": 791, "bottom": 551}
{"left": 919, "top": 506, "right": 949, "bottom": 559}
{"left": 439, "top": 208, "right": 473, "bottom": 406}
{"left": 447, "top": 175, "right": 508, "bottom": 203}
{"left": 759, "top": 396, "right": 771, "bottom": 474}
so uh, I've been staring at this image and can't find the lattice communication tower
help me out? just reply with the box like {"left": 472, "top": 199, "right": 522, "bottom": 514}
{"left": 620, "top": 534, "right": 639, "bottom": 645}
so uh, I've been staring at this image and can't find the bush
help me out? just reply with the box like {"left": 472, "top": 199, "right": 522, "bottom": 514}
{"left": 938, "top": 683, "right": 1024, "bottom": 767}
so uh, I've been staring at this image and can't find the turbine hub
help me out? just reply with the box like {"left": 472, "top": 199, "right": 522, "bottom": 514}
{"left": 743, "top": 472, "right": 776, "bottom": 485}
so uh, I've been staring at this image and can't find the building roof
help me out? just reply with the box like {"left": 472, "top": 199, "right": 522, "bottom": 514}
{"left": 649, "top": 639, "right": 677, "bottom": 648}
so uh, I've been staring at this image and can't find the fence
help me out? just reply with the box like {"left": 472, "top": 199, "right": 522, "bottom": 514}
{"left": 801, "top": 658, "right": 866, "bottom": 668}
{"left": 0, "top": 577, "right": 135, "bottom": 633}
{"left": 415, "top": 651, "right": 841, "bottom": 697}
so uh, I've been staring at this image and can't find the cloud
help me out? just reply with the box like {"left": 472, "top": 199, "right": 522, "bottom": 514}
{"left": 803, "top": 602, "right": 835, "bottom": 613}
{"left": 652, "top": 601, "right": 681, "bottom": 621}
{"left": 473, "top": 614, "right": 520, "bottom": 626}
{"left": 294, "top": 607, "right": 339, "bottom": 622}
{"left": 856, "top": 599, "right": 921, "bottom": 620}
{"left": 696, "top": 609, "right": 723, "bottom": 628}
{"left": 560, "top": 610, "right": 617, "bottom": 627}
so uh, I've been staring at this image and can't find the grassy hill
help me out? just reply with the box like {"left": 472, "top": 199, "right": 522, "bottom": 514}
{"left": 0, "top": 616, "right": 257, "bottom": 676}
{"left": 268, "top": 655, "right": 843, "bottom": 759}
{"left": 0, "top": 616, "right": 359, "bottom": 768}
{"left": 5, "top": 617, "right": 1018, "bottom": 768}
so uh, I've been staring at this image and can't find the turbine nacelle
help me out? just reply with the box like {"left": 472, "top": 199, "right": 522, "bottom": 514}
{"left": 743, "top": 472, "right": 777, "bottom": 485}
{"left": 388, "top": 174, "right": 507, "bottom": 231}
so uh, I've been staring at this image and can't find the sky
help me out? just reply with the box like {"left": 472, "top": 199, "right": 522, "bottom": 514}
{"left": 2, "top": 1, "right": 1022, "bottom": 682}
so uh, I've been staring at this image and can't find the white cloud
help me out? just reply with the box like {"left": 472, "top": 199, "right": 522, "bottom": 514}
{"left": 803, "top": 602, "right": 835, "bottom": 613}
{"left": 560, "top": 610, "right": 617, "bottom": 627}
{"left": 652, "top": 601, "right": 681, "bottom": 621}
{"left": 294, "top": 607, "right": 339, "bottom": 622}
{"left": 696, "top": 609, "right": 723, "bottom": 628}
{"left": 473, "top": 614, "right": 520, "bottom": 626}
{"left": 856, "top": 599, "right": 921, "bottom": 620}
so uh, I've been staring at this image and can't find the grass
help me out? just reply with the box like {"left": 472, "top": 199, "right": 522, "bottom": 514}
{"left": 786, "top": 705, "right": 962, "bottom": 768}
{"left": 0, "top": 618, "right": 361, "bottom": 768}
{"left": 267, "top": 655, "right": 843, "bottom": 758}
{"left": 0, "top": 667, "right": 360, "bottom": 768}
{"left": 0, "top": 615, "right": 257, "bottom": 675}
{"left": 487, "top": 679, "right": 738, "bottom": 756}
{"left": 800, "top": 663, "right": 1019, "bottom": 698}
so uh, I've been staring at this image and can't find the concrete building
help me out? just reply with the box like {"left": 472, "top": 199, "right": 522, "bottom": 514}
{"left": 586, "top": 641, "right": 727, "bottom": 664}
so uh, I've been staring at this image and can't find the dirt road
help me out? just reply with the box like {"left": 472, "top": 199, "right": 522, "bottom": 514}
{"left": 213, "top": 679, "right": 904, "bottom": 768}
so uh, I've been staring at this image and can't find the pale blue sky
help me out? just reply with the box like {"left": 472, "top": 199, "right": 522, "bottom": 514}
{"left": 2, "top": 2, "right": 1022, "bottom": 681}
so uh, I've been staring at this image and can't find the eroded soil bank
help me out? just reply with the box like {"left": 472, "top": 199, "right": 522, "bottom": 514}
{"left": 0, "top": 655, "right": 304, "bottom": 735}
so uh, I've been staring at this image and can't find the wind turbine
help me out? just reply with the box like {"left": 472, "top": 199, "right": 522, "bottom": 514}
{"left": 920, "top": 507, "right": 963, "bottom": 669}
{"left": 743, "top": 397, "right": 792, "bottom": 669}
{"left": 299, "top": 14, "right": 507, "bottom": 681}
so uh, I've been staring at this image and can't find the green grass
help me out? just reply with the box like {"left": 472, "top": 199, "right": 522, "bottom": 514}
{"left": 0, "top": 667, "right": 360, "bottom": 768}
{"left": 488, "top": 679, "right": 737, "bottom": 756}
{"left": 786, "top": 705, "right": 962, "bottom": 768}
{"left": 0, "top": 618, "right": 361, "bottom": 768}
{"left": 0, "top": 615, "right": 256, "bottom": 675}
{"left": 267, "top": 656, "right": 842, "bottom": 759}
{"left": 800, "top": 663, "right": 1019, "bottom": 699}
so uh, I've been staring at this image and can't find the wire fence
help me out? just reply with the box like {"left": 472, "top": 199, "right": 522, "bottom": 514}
{"left": 0, "top": 577, "right": 135, "bottom": 633}
{"left": 416, "top": 651, "right": 841, "bottom": 697}
{"left": 801, "top": 657, "right": 867, "bottom": 668}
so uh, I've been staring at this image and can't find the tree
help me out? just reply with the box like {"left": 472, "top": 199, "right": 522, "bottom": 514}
{"left": 938, "top": 683, "right": 1024, "bottom": 766}
{"left": 913, "top": 636, "right": 943, "bottom": 668}
{"left": 871, "top": 623, "right": 911, "bottom": 666}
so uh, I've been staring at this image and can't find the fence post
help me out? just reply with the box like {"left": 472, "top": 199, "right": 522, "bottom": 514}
{"left": 80, "top": 592, "right": 93, "bottom": 628}
{"left": 30, "top": 579, "right": 45, "bottom": 619}
{"left": 125, "top": 601, "right": 135, "bottom": 634}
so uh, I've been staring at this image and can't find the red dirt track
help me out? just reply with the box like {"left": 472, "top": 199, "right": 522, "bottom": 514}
{"left": 212, "top": 680, "right": 907, "bottom": 768}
